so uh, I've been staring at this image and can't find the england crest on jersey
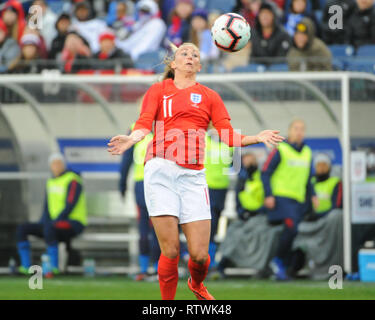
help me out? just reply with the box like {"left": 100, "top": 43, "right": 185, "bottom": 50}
{"left": 190, "top": 93, "right": 202, "bottom": 104}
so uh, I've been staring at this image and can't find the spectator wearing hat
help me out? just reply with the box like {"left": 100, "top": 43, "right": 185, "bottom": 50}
{"left": 287, "top": 18, "right": 332, "bottom": 71}
{"left": 49, "top": 13, "right": 72, "bottom": 60}
{"left": 12, "top": 33, "right": 46, "bottom": 73}
{"left": 0, "top": 19, "right": 20, "bottom": 73}
{"left": 116, "top": 0, "right": 166, "bottom": 61}
{"left": 250, "top": 1, "right": 291, "bottom": 66}
{"left": 31, "top": 0, "right": 57, "bottom": 51}
{"left": 71, "top": 1, "right": 107, "bottom": 54}
{"left": 346, "top": 0, "right": 375, "bottom": 48}
{"left": 165, "top": 0, "right": 194, "bottom": 47}
{"left": 1, "top": 0, "right": 26, "bottom": 43}
{"left": 189, "top": 9, "right": 219, "bottom": 63}
{"left": 16, "top": 153, "right": 87, "bottom": 277}
{"left": 91, "top": 30, "right": 133, "bottom": 70}
{"left": 305, "top": 153, "right": 342, "bottom": 221}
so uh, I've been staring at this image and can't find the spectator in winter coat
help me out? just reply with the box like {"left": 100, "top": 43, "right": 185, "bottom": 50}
{"left": 165, "top": 0, "right": 193, "bottom": 47}
{"left": 283, "top": 0, "right": 318, "bottom": 37}
{"left": 12, "top": 33, "right": 45, "bottom": 73}
{"left": 110, "top": 1, "right": 135, "bottom": 41}
{"left": 1, "top": 0, "right": 26, "bottom": 43}
{"left": 91, "top": 30, "right": 133, "bottom": 70}
{"left": 71, "top": 1, "right": 107, "bottom": 54}
{"left": 250, "top": 1, "right": 291, "bottom": 65}
{"left": 287, "top": 18, "right": 332, "bottom": 71}
{"left": 321, "top": 0, "right": 355, "bottom": 45}
{"left": 116, "top": 0, "right": 166, "bottom": 61}
{"left": 346, "top": 0, "right": 375, "bottom": 48}
{"left": 0, "top": 18, "right": 20, "bottom": 73}
{"left": 60, "top": 32, "right": 91, "bottom": 73}
{"left": 49, "top": 13, "right": 71, "bottom": 60}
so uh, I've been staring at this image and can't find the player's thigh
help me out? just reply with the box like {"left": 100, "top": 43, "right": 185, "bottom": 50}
{"left": 181, "top": 219, "right": 211, "bottom": 264}
{"left": 150, "top": 215, "right": 180, "bottom": 259}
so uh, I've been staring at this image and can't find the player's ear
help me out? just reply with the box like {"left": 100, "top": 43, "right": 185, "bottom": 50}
{"left": 197, "top": 63, "right": 202, "bottom": 73}
{"left": 171, "top": 60, "right": 176, "bottom": 70}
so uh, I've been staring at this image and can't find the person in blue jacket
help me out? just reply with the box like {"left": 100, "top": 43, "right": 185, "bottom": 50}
{"left": 261, "top": 119, "right": 318, "bottom": 280}
{"left": 16, "top": 153, "right": 86, "bottom": 277}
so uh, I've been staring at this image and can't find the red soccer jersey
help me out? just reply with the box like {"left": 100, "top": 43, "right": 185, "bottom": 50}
{"left": 133, "top": 78, "right": 243, "bottom": 170}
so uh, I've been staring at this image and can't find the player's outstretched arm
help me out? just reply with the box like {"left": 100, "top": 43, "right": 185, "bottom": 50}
{"left": 242, "top": 130, "right": 285, "bottom": 148}
{"left": 107, "top": 129, "right": 147, "bottom": 155}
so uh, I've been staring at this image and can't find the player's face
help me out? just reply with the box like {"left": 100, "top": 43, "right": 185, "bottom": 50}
{"left": 172, "top": 45, "right": 202, "bottom": 74}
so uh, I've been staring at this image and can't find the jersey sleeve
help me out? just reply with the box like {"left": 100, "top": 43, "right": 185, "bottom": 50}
{"left": 209, "top": 89, "right": 231, "bottom": 125}
{"left": 133, "top": 83, "right": 161, "bottom": 132}
{"left": 209, "top": 89, "right": 245, "bottom": 147}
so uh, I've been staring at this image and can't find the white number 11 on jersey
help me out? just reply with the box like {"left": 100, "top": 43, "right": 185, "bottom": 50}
{"left": 163, "top": 97, "right": 172, "bottom": 118}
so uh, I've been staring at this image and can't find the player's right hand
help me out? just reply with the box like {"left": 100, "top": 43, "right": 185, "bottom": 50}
{"left": 264, "top": 196, "right": 276, "bottom": 209}
{"left": 107, "top": 135, "right": 134, "bottom": 155}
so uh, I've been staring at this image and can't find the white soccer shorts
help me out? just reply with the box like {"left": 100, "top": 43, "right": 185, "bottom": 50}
{"left": 144, "top": 157, "right": 211, "bottom": 224}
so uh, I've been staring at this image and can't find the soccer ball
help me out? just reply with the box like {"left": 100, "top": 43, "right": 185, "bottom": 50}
{"left": 211, "top": 13, "right": 251, "bottom": 52}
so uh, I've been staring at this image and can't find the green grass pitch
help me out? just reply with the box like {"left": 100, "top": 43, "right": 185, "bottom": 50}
{"left": 1, "top": 276, "right": 375, "bottom": 300}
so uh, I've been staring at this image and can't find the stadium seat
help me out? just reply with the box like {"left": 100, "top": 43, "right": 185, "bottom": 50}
{"left": 356, "top": 45, "right": 375, "bottom": 57}
{"left": 328, "top": 45, "right": 355, "bottom": 70}
{"left": 328, "top": 45, "right": 355, "bottom": 58}
{"left": 346, "top": 59, "right": 375, "bottom": 73}
{"left": 268, "top": 63, "right": 289, "bottom": 72}
{"left": 134, "top": 49, "right": 167, "bottom": 73}
{"left": 232, "top": 64, "right": 267, "bottom": 73}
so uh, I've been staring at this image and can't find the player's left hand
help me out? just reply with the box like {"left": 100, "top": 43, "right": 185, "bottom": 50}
{"left": 107, "top": 135, "right": 135, "bottom": 155}
{"left": 256, "top": 130, "right": 285, "bottom": 148}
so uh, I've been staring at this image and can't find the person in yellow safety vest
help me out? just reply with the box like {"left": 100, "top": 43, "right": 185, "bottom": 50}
{"left": 119, "top": 123, "right": 161, "bottom": 281}
{"left": 261, "top": 119, "right": 318, "bottom": 280}
{"left": 307, "top": 153, "right": 342, "bottom": 221}
{"left": 16, "top": 153, "right": 87, "bottom": 277}
{"left": 236, "top": 152, "right": 265, "bottom": 220}
{"left": 204, "top": 127, "right": 234, "bottom": 269}
{"left": 216, "top": 152, "right": 265, "bottom": 278}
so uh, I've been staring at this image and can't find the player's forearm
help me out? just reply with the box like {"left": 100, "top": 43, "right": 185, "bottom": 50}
{"left": 241, "top": 135, "right": 260, "bottom": 146}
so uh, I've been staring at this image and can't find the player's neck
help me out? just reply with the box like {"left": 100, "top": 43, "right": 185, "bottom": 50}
{"left": 173, "top": 72, "right": 196, "bottom": 89}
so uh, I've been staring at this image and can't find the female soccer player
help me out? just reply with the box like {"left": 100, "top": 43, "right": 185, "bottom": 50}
{"left": 108, "top": 43, "right": 284, "bottom": 300}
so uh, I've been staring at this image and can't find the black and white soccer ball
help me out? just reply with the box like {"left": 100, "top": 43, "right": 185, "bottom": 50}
{"left": 211, "top": 13, "right": 251, "bottom": 52}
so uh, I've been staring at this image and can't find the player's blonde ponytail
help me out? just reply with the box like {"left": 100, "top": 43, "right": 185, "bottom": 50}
{"left": 162, "top": 41, "right": 178, "bottom": 80}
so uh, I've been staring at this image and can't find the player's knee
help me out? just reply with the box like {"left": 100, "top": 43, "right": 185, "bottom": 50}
{"left": 190, "top": 251, "right": 209, "bottom": 265}
{"left": 162, "top": 244, "right": 180, "bottom": 260}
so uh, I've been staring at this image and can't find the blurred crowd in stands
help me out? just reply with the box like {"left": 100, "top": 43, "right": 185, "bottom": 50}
{"left": 0, "top": 0, "right": 374, "bottom": 74}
